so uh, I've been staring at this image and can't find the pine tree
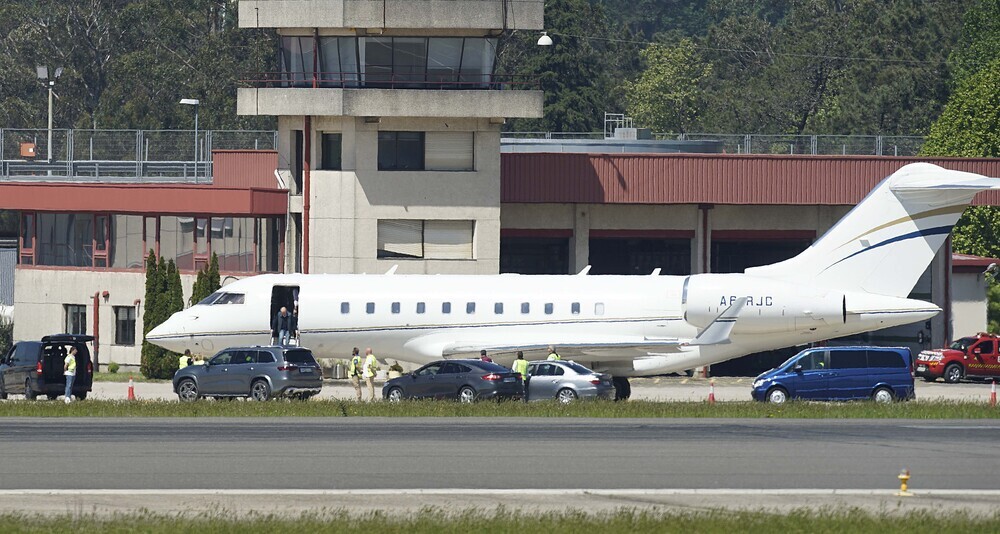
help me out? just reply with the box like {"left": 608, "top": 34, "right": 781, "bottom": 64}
{"left": 140, "top": 250, "right": 164, "bottom": 378}
{"left": 207, "top": 252, "right": 221, "bottom": 295}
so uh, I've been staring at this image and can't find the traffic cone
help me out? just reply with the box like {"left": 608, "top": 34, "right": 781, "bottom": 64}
{"left": 127, "top": 377, "right": 136, "bottom": 401}
{"left": 991, "top": 380, "right": 997, "bottom": 407}
{"left": 708, "top": 379, "right": 716, "bottom": 404}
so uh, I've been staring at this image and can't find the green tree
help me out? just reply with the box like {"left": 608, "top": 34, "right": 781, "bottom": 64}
{"left": 0, "top": 317, "right": 12, "bottom": 359}
{"left": 140, "top": 251, "right": 166, "bottom": 378}
{"left": 949, "top": 0, "right": 1000, "bottom": 85}
{"left": 624, "top": 40, "right": 712, "bottom": 134}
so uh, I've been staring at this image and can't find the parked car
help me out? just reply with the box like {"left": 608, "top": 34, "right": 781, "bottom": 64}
{"left": 751, "top": 346, "right": 915, "bottom": 403}
{"left": 173, "top": 345, "right": 322, "bottom": 402}
{"left": 383, "top": 359, "right": 523, "bottom": 402}
{"left": 525, "top": 360, "right": 614, "bottom": 403}
{"left": 0, "top": 334, "right": 94, "bottom": 400}
{"left": 915, "top": 333, "right": 1000, "bottom": 383}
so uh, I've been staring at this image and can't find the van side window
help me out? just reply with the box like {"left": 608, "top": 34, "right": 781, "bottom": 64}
{"left": 797, "top": 351, "right": 826, "bottom": 371}
{"left": 867, "top": 350, "right": 905, "bottom": 368}
{"left": 830, "top": 350, "right": 867, "bottom": 369}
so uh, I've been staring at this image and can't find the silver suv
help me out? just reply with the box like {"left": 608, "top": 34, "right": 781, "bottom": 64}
{"left": 173, "top": 346, "right": 322, "bottom": 402}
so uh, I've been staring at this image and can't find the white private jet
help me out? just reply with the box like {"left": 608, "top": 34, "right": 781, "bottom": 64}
{"left": 147, "top": 163, "right": 1000, "bottom": 397}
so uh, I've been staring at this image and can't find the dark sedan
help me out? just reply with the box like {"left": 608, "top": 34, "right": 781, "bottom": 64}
{"left": 382, "top": 359, "right": 524, "bottom": 402}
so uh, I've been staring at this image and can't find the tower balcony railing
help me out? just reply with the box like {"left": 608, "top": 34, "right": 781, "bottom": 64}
{"left": 242, "top": 71, "right": 540, "bottom": 91}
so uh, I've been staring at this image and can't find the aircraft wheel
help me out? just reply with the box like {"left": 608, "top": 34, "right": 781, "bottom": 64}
{"left": 612, "top": 377, "right": 631, "bottom": 401}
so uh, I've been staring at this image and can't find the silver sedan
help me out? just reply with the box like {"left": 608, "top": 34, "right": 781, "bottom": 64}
{"left": 525, "top": 360, "right": 615, "bottom": 403}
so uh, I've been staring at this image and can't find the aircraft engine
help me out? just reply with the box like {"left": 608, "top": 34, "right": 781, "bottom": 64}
{"left": 682, "top": 274, "right": 845, "bottom": 334}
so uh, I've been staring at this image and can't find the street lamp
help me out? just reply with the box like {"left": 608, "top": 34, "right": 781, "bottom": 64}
{"left": 179, "top": 98, "right": 200, "bottom": 177}
{"left": 35, "top": 65, "right": 63, "bottom": 163}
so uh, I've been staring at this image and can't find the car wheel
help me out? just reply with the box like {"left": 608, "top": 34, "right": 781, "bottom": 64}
{"left": 250, "top": 379, "right": 272, "bottom": 401}
{"left": 458, "top": 386, "right": 476, "bottom": 403}
{"left": 387, "top": 387, "right": 404, "bottom": 403}
{"left": 177, "top": 378, "right": 200, "bottom": 402}
{"left": 944, "top": 363, "right": 963, "bottom": 384}
{"left": 47, "top": 394, "right": 59, "bottom": 401}
{"left": 872, "top": 386, "right": 894, "bottom": 404}
{"left": 766, "top": 387, "right": 788, "bottom": 404}
{"left": 24, "top": 380, "right": 36, "bottom": 401}
{"left": 557, "top": 388, "right": 578, "bottom": 404}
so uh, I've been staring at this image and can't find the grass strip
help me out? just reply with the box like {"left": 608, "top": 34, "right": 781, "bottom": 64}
{"left": 92, "top": 373, "right": 168, "bottom": 383}
{"left": 0, "top": 508, "right": 997, "bottom": 534}
{"left": 0, "top": 398, "right": 998, "bottom": 418}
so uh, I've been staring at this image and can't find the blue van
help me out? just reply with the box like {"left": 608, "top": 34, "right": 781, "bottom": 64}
{"left": 751, "top": 346, "right": 915, "bottom": 403}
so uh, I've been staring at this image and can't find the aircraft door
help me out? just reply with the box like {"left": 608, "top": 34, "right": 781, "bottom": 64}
{"left": 270, "top": 285, "right": 300, "bottom": 340}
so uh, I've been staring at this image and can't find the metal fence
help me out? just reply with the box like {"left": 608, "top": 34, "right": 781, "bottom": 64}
{"left": 0, "top": 129, "right": 279, "bottom": 183}
{"left": 502, "top": 132, "right": 926, "bottom": 156}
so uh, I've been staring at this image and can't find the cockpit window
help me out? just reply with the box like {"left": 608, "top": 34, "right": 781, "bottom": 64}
{"left": 198, "top": 292, "right": 245, "bottom": 305}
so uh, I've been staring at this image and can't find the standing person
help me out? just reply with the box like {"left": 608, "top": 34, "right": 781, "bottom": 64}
{"left": 512, "top": 351, "right": 529, "bottom": 401}
{"left": 362, "top": 347, "right": 380, "bottom": 401}
{"left": 347, "top": 347, "right": 363, "bottom": 402}
{"left": 546, "top": 346, "right": 561, "bottom": 361}
{"left": 271, "top": 307, "right": 292, "bottom": 345}
{"left": 178, "top": 349, "right": 193, "bottom": 369}
{"left": 63, "top": 346, "right": 77, "bottom": 404}
{"left": 479, "top": 349, "right": 493, "bottom": 363}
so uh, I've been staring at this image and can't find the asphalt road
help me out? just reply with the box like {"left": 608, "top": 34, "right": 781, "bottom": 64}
{"left": 2, "top": 418, "right": 999, "bottom": 491}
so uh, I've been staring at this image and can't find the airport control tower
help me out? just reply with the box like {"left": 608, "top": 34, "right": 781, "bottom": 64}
{"left": 237, "top": 0, "right": 544, "bottom": 275}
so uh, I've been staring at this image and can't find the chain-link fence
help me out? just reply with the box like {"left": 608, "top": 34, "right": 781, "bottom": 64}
{"left": 0, "top": 129, "right": 278, "bottom": 182}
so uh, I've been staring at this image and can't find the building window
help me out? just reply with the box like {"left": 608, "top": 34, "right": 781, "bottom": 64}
{"left": 341, "top": 302, "right": 350, "bottom": 314}
{"left": 65, "top": 304, "right": 86, "bottom": 335}
{"left": 425, "top": 132, "right": 474, "bottom": 171}
{"left": 110, "top": 215, "right": 145, "bottom": 269}
{"left": 114, "top": 306, "right": 136, "bottom": 346}
{"left": 377, "top": 220, "right": 474, "bottom": 259}
{"left": 321, "top": 133, "right": 342, "bottom": 170}
{"left": 378, "top": 132, "right": 424, "bottom": 170}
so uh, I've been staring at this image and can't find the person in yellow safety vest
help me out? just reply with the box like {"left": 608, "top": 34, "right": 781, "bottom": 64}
{"left": 63, "top": 346, "right": 77, "bottom": 404}
{"left": 546, "top": 345, "right": 561, "bottom": 361}
{"left": 179, "top": 349, "right": 193, "bottom": 370}
{"left": 512, "top": 351, "right": 529, "bottom": 401}
{"left": 362, "top": 347, "right": 380, "bottom": 401}
{"left": 347, "top": 347, "right": 363, "bottom": 401}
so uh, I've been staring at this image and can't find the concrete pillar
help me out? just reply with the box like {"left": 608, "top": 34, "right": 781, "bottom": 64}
{"left": 931, "top": 241, "right": 950, "bottom": 346}
{"left": 693, "top": 204, "right": 713, "bottom": 274}
{"left": 569, "top": 204, "right": 590, "bottom": 274}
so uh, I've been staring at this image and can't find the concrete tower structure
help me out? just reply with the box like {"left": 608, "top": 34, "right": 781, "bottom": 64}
{"left": 238, "top": 0, "right": 544, "bottom": 274}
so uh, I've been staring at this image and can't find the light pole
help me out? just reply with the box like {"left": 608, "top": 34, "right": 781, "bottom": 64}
{"left": 35, "top": 66, "right": 63, "bottom": 163}
{"left": 179, "top": 98, "right": 200, "bottom": 177}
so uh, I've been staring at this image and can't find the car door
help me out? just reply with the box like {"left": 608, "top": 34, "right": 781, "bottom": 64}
{"left": 201, "top": 351, "right": 233, "bottom": 393}
{"left": 408, "top": 362, "right": 443, "bottom": 399}
{"left": 788, "top": 351, "right": 831, "bottom": 400}
{"left": 435, "top": 362, "right": 472, "bottom": 398}
{"left": 828, "top": 350, "right": 868, "bottom": 399}
{"left": 224, "top": 350, "right": 256, "bottom": 394}
{"left": 0, "top": 345, "right": 15, "bottom": 394}
{"left": 529, "top": 363, "right": 560, "bottom": 400}
{"left": 967, "top": 339, "right": 996, "bottom": 377}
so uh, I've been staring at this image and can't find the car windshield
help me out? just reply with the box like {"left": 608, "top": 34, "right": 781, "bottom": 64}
{"left": 283, "top": 349, "right": 316, "bottom": 365}
{"left": 562, "top": 361, "right": 593, "bottom": 374}
{"left": 950, "top": 337, "right": 976, "bottom": 351}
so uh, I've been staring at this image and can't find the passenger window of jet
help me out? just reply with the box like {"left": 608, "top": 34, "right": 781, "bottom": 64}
{"left": 494, "top": 302, "right": 503, "bottom": 314}
{"left": 340, "top": 302, "right": 350, "bottom": 314}
{"left": 521, "top": 303, "right": 530, "bottom": 314}
{"left": 466, "top": 302, "right": 476, "bottom": 314}
{"left": 366, "top": 302, "right": 375, "bottom": 314}
{"left": 391, "top": 302, "right": 401, "bottom": 314}
{"left": 544, "top": 303, "right": 553, "bottom": 314}
{"left": 442, "top": 302, "right": 451, "bottom": 314}
{"left": 595, "top": 303, "right": 605, "bottom": 315}
{"left": 416, "top": 302, "right": 425, "bottom": 314}
{"left": 571, "top": 302, "right": 581, "bottom": 315}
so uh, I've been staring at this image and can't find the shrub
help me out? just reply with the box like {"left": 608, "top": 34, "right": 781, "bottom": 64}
{"left": 0, "top": 317, "right": 12, "bottom": 357}
{"left": 108, "top": 361, "right": 120, "bottom": 374}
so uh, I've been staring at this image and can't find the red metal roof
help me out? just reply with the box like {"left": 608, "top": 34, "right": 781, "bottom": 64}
{"left": 0, "top": 183, "right": 286, "bottom": 215}
{"left": 501, "top": 153, "right": 1000, "bottom": 205}
{"left": 952, "top": 253, "right": 1000, "bottom": 273}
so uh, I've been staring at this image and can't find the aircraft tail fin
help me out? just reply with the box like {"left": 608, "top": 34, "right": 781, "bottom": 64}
{"left": 745, "top": 163, "right": 1000, "bottom": 297}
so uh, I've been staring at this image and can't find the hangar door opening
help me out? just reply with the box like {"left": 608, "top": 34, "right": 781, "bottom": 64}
{"left": 710, "top": 236, "right": 812, "bottom": 376}
{"left": 500, "top": 236, "right": 569, "bottom": 274}
{"left": 589, "top": 237, "right": 691, "bottom": 275}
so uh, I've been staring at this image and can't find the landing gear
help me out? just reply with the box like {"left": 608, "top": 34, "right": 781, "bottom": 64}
{"left": 612, "top": 376, "right": 631, "bottom": 401}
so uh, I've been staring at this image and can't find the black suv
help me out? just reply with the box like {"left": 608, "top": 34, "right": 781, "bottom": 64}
{"left": 172, "top": 345, "right": 322, "bottom": 402}
{"left": 0, "top": 334, "right": 94, "bottom": 400}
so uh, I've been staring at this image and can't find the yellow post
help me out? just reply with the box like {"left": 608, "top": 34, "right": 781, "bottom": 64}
{"left": 896, "top": 468, "right": 913, "bottom": 496}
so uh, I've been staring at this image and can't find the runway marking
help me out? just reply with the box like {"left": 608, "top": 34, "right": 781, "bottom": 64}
{"left": 4, "top": 489, "right": 1000, "bottom": 497}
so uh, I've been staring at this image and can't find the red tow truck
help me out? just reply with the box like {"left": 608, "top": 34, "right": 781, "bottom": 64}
{"left": 914, "top": 333, "right": 1000, "bottom": 383}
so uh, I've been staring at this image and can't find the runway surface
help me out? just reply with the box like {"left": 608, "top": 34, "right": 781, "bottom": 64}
{"left": 2, "top": 418, "right": 999, "bottom": 491}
